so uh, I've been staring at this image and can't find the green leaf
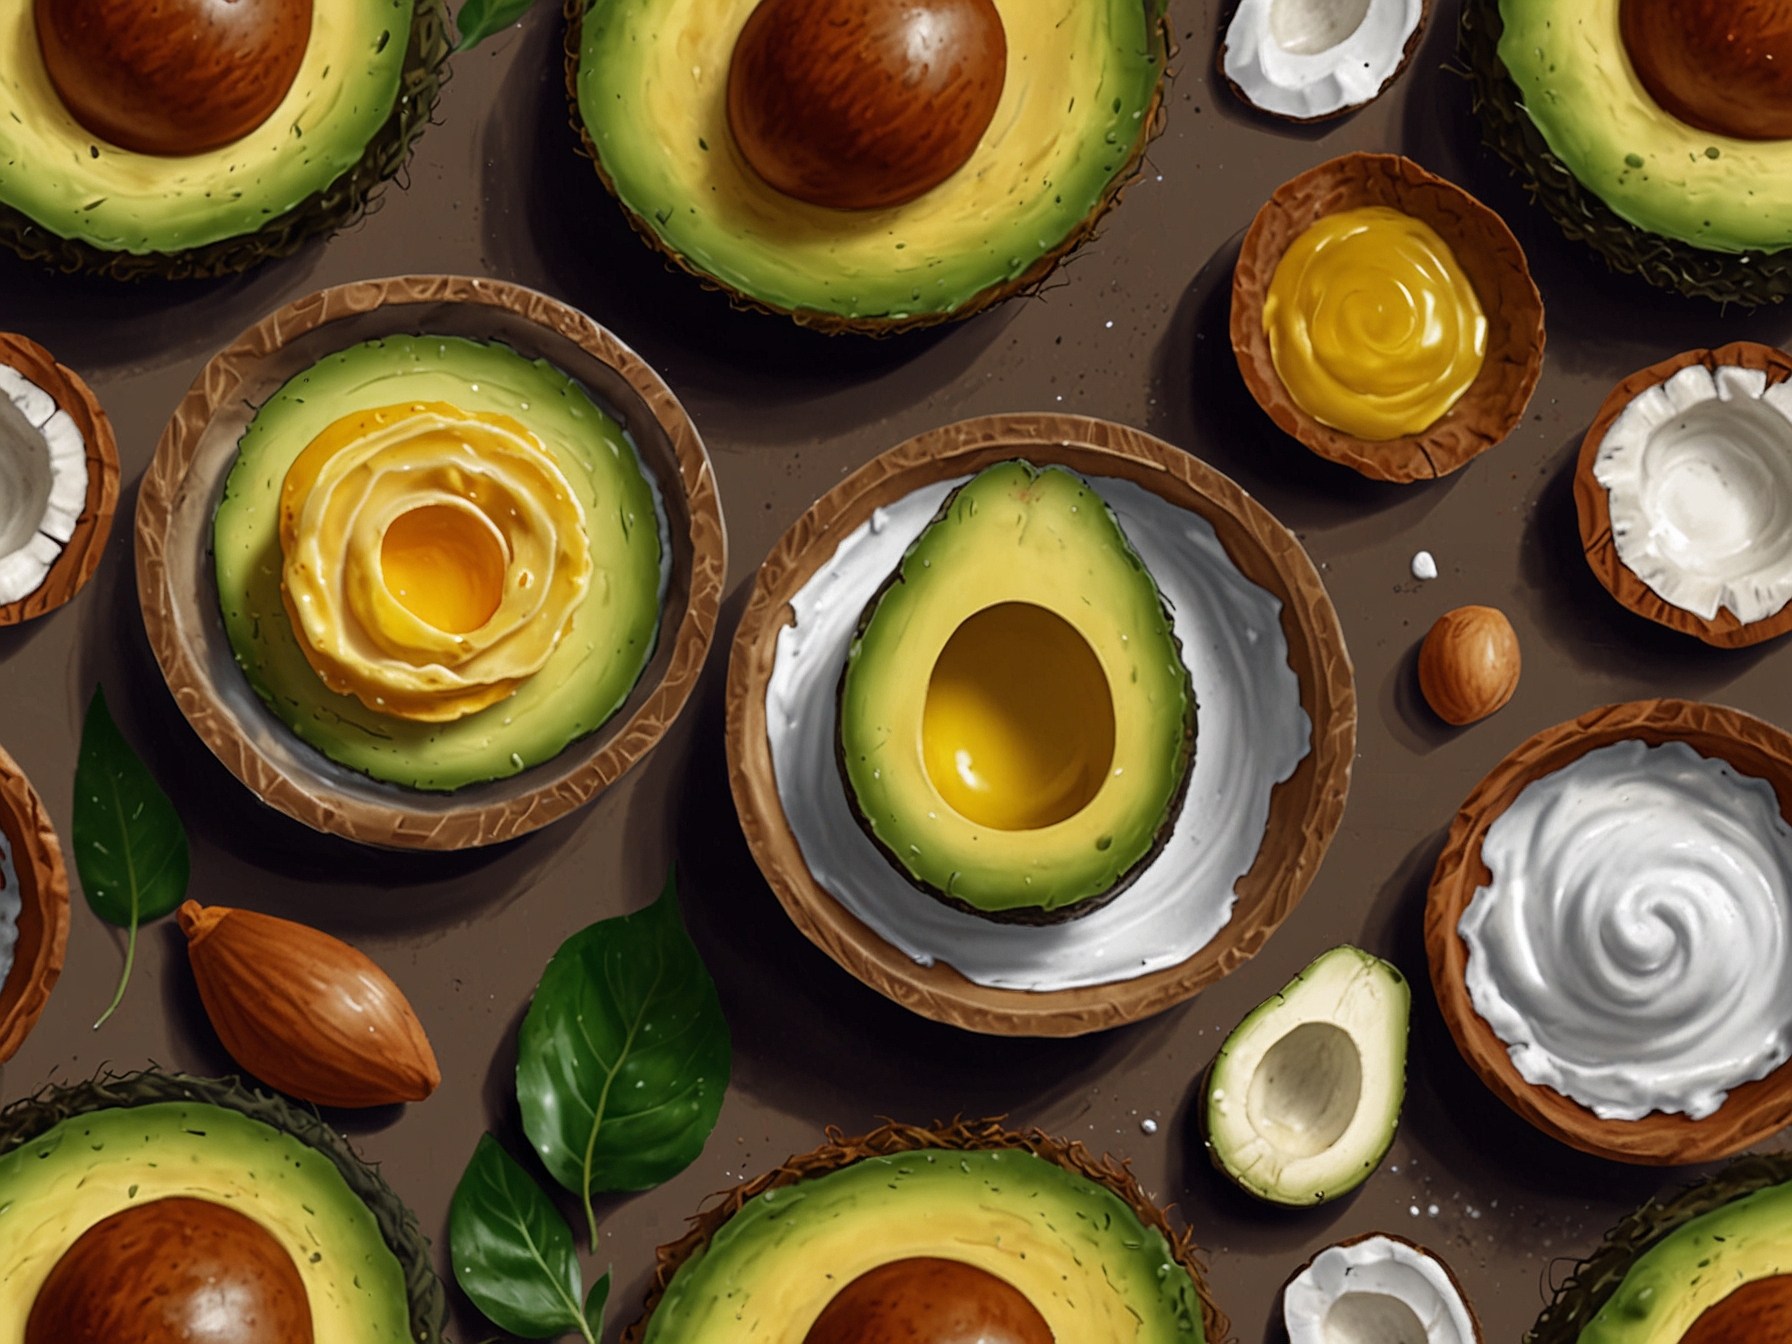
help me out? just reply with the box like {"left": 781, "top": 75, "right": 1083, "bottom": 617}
{"left": 518, "top": 872, "right": 732, "bottom": 1247}
{"left": 72, "top": 686, "right": 190, "bottom": 1029}
{"left": 449, "top": 1134, "right": 597, "bottom": 1342}
{"left": 454, "top": 0, "right": 541, "bottom": 50}
{"left": 583, "top": 1271, "right": 610, "bottom": 1340}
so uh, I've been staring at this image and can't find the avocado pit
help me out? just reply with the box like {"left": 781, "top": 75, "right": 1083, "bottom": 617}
{"left": 1620, "top": 0, "right": 1792, "bottom": 141}
{"left": 804, "top": 1256, "right": 1053, "bottom": 1344}
{"left": 25, "top": 1195, "right": 315, "bottom": 1343}
{"left": 726, "top": 0, "right": 1007, "bottom": 210}
{"left": 1680, "top": 1274, "right": 1792, "bottom": 1344}
{"left": 35, "top": 0, "right": 313, "bottom": 156}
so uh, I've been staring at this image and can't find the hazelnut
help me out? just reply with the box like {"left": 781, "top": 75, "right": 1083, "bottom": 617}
{"left": 1417, "top": 605, "right": 1520, "bottom": 726}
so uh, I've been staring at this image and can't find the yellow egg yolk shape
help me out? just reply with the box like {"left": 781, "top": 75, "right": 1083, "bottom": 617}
{"left": 1264, "top": 205, "right": 1487, "bottom": 441}
{"left": 277, "top": 401, "right": 592, "bottom": 723}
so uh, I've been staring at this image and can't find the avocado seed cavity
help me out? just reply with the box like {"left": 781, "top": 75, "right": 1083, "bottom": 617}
{"left": 1246, "top": 1021, "right": 1364, "bottom": 1158}
{"left": 1621, "top": 0, "right": 1792, "bottom": 141}
{"left": 726, "top": 0, "right": 1007, "bottom": 210}
{"left": 921, "top": 602, "right": 1116, "bottom": 832}
{"left": 25, "top": 1195, "right": 315, "bottom": 1344}
{"left": 35, "top": 0, "right": 314, "bottom": 156}
{"left": 803, "top": 1256, "right": 1053, "bottom": 1344}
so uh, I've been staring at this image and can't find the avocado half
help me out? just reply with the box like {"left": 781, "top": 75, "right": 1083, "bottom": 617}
{"left": 622, "top": 1118, "right": 1228, "bottom": 1344}
{"left": 835, "top": 461, "right": 1196, "bottom": 925}
{"left": 0, "top": 0, "right": 451, "bottom": 281}
{"left": 1531, "top": 1152, "right": 1792, "bottom": 1344}
{"left": 0, "top": 1069, "right": 446, "bottom": 1341}
{"left": 562, "top": 0, "right": 1173, "bottom": 333}
{"left": 1461, "top": 0, "right": 1792, "bottom": 305}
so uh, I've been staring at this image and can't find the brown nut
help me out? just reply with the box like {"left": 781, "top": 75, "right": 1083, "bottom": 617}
{"left": 177, "top": 900, "right": 440, "bottom": 1109}
{"left": 1418, "top": 605, "right": 1520, "bottom": 725}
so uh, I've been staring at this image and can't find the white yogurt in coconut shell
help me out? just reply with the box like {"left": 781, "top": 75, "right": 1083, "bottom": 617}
{"left": 0, "top": 361, "right": 87, "bottom": 606}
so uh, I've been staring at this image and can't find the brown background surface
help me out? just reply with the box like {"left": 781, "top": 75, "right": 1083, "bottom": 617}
{"left": 1, "top": 1, "right": 1790, "bottom": 1339}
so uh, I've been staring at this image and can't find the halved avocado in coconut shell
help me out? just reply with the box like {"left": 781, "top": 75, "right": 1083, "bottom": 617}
{"left": 1576, "top": 342, "right": 1792, "bottom": 648}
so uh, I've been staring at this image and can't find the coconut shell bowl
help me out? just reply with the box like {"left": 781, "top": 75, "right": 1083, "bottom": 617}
{"left": 0, "top": 743, "right": 69, "bottom": 1063}
{"left": 136, "top": 275, "right": 725, "bottom": 850}
{"left": 1231, "top": 152, "right": 1545, "bottom": 484}
{"left": 725, "top": 413, "right": 1356, "bottom": 1037}
{"left": 1427, "top": 698, "right": 1792, "bottom": 1164}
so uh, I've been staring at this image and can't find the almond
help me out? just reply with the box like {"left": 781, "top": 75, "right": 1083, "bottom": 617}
{"left": 1418, "top": 605, "right": 1520, "bottom": 726}
{"left": 177, "top": 900, "right": 440, "bottom": 1108}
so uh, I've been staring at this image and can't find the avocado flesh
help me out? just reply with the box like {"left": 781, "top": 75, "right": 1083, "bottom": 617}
{"left": 571, "top": 0, "right": 1167, "bottom": 325}
{"left": 213, "top": 334, "right": 665, "bottom": 792}
{"left": 0, "top": 0, "right": 448, "bottom": 278}
{"left": 641, "top": 1148, "right": 1206, "bottom": 1344}
{"left": 0, "top": 1100, "right": 413, "bottom": 1341}
{"left": 1204, "top": 945, "right": 1409, "bottom": 1206}
{"left": 837, "top": 461, "right": 1194, "bottom": 918}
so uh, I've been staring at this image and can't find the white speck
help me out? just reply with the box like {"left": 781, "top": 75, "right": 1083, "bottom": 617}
{"left": 1411, "top": 550, "right": 1438, "bottom": 581}
{"left": 1140, "top": 1118, "right": 1158, "bottom": 1134}
{"left": 1105, "top": 320, "right": 1114, "bottom": 328}
{"left": 1409, "top": 1205, "right": 1420, "bottom": 1216}
{"left": 1427, "top": 1204, "right": 1440, "bottom": 1217}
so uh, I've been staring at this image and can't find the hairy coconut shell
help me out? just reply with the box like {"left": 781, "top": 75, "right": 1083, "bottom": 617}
{"left": 1576, "top": 342, "right": 1792, "bottom": 647}
{"left": 1231, "top": 152, "right": 1545, "bottom": 484}
{"left": 560, "top": 0, "right": 1174, "bottom": 335}
{"left": 0, "top": 334, "right": 119, "bottom": 626}
{"left": 0, "top": 742, "right": 68, "bottom": 1065}
{"left": 1281, "top": 1231, "right": 1485, "bottom": 1344}
{"left": 1427, "top": 698, "right": 1792, "bottom": 1164}
{"left": 0, "top": 0, "right": 450, "bottom": 281}
{"left": 1460, "top": 0, "right": 1792, "bottom": 307}
{"left": 620, "top": 1118, "right": 1229, "bottom": 1344}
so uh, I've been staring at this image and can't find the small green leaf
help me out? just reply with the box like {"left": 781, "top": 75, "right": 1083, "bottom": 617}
{"left": 518, "top": 871, "right": 732, "bottom": 1247}
{"left": 454, "top": 0, "right": 542, "bottom": 50}
{"left": 449, "top": 1134, "right": 594, "bottom": 1341}
{"left": 584, "top": 1271, "right": 610, "bottom": 1340}
{"left": 72, "top": 687, "right": 189, "bottom": 1029}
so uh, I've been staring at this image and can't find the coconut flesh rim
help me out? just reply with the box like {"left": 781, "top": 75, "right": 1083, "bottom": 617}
{"left": 0, "top": 362, "right": 85, "bottom": 606}
{"left": 1285, "top": 1236, "right": 1477, "bottom": 1344}
{"left": 1595, "top": 364, "right": 1792, "bottom": 626}
{"left": 1222, "top": 0, "right": 1424, "bottom": 120}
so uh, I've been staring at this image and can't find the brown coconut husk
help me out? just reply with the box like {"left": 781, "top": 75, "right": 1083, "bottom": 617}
{"left": 0, "top": 742, "right": 69, "bottom": 1064}
{"left": 560, "top": 0, "right": 1175, "bottom": 336}
{"left": 725, "top": 414, "right": 1356, "bottom": 1037}
{"left": 1231, "top": 152, "right": 1545, "bottom": 484}
{"left": 135, "top": 274, "right": 726, "bottom": 850}
{"left": 620, "top": 1118, "right": 1230, "bottom": 1344}
{"left": 0, "top": 334, "right": 120, "bottom": 626}
{"left": 1576, "top": 342, "right": 1792, "bottom": 648}
{"left": 1279, "top": 1231, "right": 1485, "bottom": 1344}
{"left": 1426, "top": 698, "right": 1792, "bottom": 1164}
{"left": 1214, "top": 0, "right": 1431, "bottom": 125}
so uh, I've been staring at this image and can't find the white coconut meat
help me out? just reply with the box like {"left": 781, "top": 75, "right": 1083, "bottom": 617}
{"left": 1285, "top": 1235, "right": 1478, "bottom": 1344}
{"left": 0, "top": 363, "right": 86, "bottom": 606}
{"left": 1594, "top": 364, "right": 1792, "bottom": 625}
{"left": 1221, "top": 0, "right": 1425, "bottom": 121}
{"left": 0, "top": 824, "right": 20, "bottom": 992}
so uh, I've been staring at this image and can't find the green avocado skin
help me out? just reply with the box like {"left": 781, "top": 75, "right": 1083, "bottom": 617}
{"left": 1581, "top": 1180, "right": 1792, "bottom": 1344}
{"left": 642, "top": 1149, "right": 1206, "bottom": 1344}
{"left": 212, "top": 335, "right": 665, "bottom": 792}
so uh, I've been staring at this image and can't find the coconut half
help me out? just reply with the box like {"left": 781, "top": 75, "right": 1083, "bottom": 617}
{"left": 0, "top": 334, "right": 118, "bottom": 625}
{"left": 1577, "top": 343, "right": 1792, "bottom": 648}
{"left": 1219, "top": 0, "right": 1428, "bottom": 123}
{"left": 1284, "top": 1233, "right": 1482, "bottom": 1344}
{"left": 0, "top": 741, "right": 69, "bottom": 1065}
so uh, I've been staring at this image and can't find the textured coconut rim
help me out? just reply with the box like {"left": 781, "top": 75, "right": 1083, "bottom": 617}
{"left": 619, "top": 1117, "right": 1230, "bottom": 1344}
{"left": 135, "top": 274, "right": 727, "bottom": 850}
{"left": 1575, "top": 342, "right": 1792, "bottom": 648}
{"left": 1529, "top": 1151, "right": 1792, "bottom": 1344}
{"left": 1230, "top": 151, "right": 1546, "bottom": 484}
{"left": 1280, "top": 1231, "right": 1485, "bottom": 1344}
{"left": 0, "top": 0, "right": 450, "bottom": 282}
{"left": 1459, "top": 0, "right": 1792, "bottom": 308}
{"left": 1214, "top": 0, "right": 1432, "bottom": 126}
{"left": 0, "top": 742, "right": 68, "bottom": 1065}
{"left": 725, "top": 413, "right": 1356, "bottom": 1037}
{"left": 1426, "top": 698, "right": 1792, "bottom": 1164}
{"left": 560, "top": 0, "right": 1175, "bottom": 337}
{"left": 0, "top": 1069, "right": 447, "bottom": 1342}
{"left": 0, "top": 334, "right": 120, "bottom": 626}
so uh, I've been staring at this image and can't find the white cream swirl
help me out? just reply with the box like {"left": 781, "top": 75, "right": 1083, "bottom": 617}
{"left": 1460, "top": 738, "right": 1792, "bottom": 1121}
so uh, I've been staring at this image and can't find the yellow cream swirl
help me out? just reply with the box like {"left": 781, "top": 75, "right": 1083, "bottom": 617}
{"left": 1264, "top": 205, "right": 1487, "bottom": 441}
{"left": 278, "top": 401, "right": 591, "bottom": 723}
